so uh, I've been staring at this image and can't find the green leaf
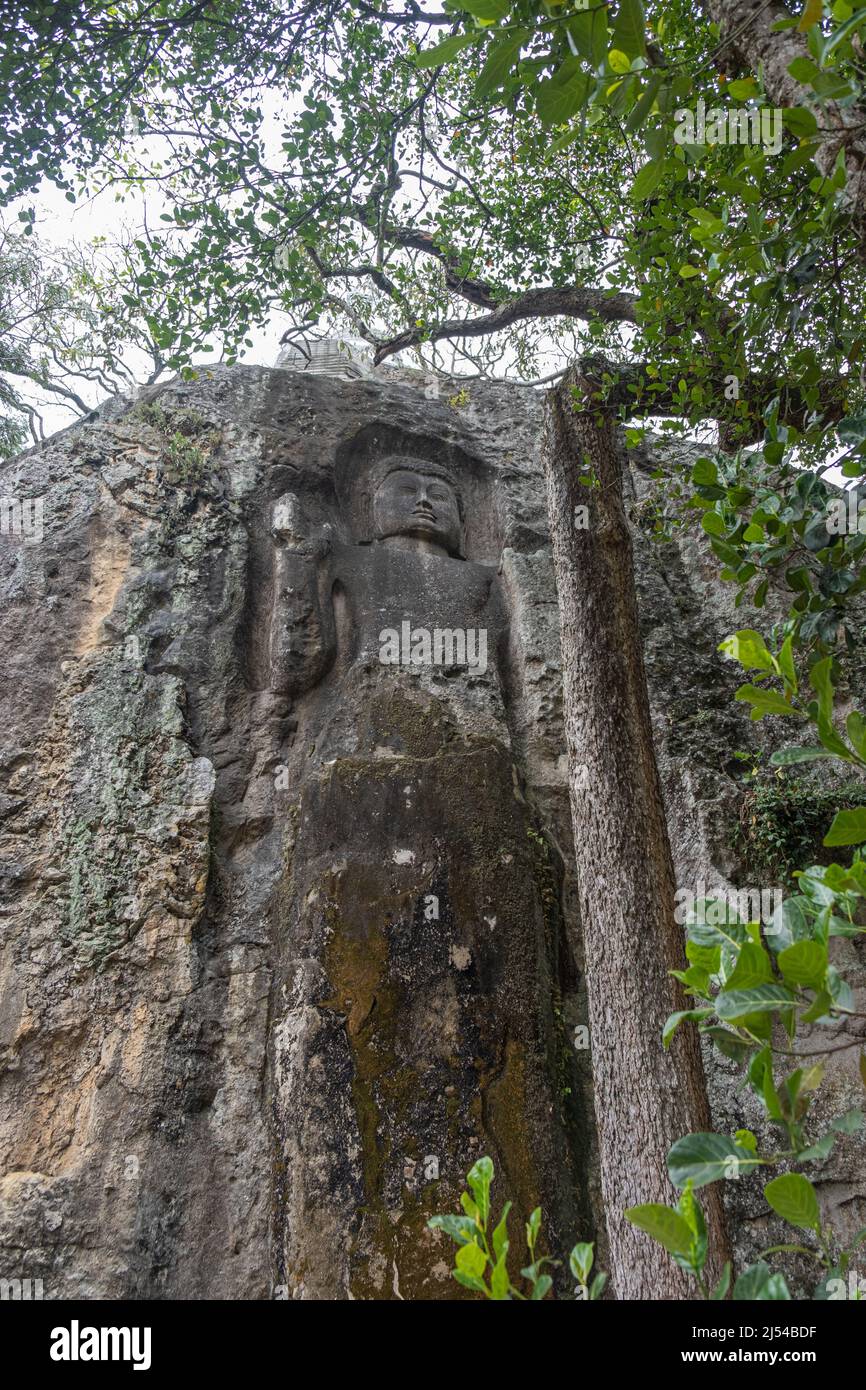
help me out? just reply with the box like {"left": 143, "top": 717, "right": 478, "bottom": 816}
{"left": 701, "top": 510, "right": 727, "bottom": 539}
{"left": 787, "top": 56, "right": 821, "bottom": 82}
{"left": 624, "top": 1203, "right": 694, "bottom": 1254}
{"left": 777, "top": 939, "right": 827, "bottom": 989}
{"left": 716, "top": 984, "right": 796, "bottom": 1021}
{"left": 460, "top": 0, "right": 511, "bottom": 19}
{"left": 734, "top": 684, "right": 802, "bottom": 720}
{"left": 686, "top": 902, "right": 748, "bottom": 950}
{"left": 427, "top": 1213, "right": 476, "bottom": 1244}
{"left": 766, "top": 896, "right": 812, "bottom": 953}
{"left": 719, "top": 628, "right": 775, "bottom": 672}
{"left": 797, "top": 0, "right": 824, "bottom": 31}
{"left": 414, "top": 33, "right": 478, "bottom": 67}
{"left": 631, "top": 159, "right": 665, "bottom": 200}
{"left": 455, "top": 1239, "right": 488, "bottom": 1278}
{"left": 846, "top": 712, "right": 866, "bottom": 761}
{"left": 460, "top": 1191, "right": 479, "bottom": 1219}
{"left": 626, "top": 71, "right": 664, "bottom": 131}
{"left": 677, "top": 1179, "right": 707, "bottom": 1244}
{"left": 822, "top": 8, "right": 866, "bottom": 59}
{"left": 663, "top": 1008, "right": 714, "bottom": 1047}
{"left": 824, "top": 807, "right": 866, "bottom": 846}
{"left": 566, "top": 6, "right": 609, "bottom": 66}
{"left": 569, "top": 1241, "right": 594, "bottom": 1285}
{"left": 705, "top": 1025, "right": 756, "bottom": 1061}
{"left": 492, "top": 1201, "right": 512, "bottom": 1260}
{"left": 762, "top": 1060, "right": 785, "bottom": 1121}
{"left": 536, "top": 72, "right": 589, "bottom": 124}
{"left": 801, "top": 990, "right": 834, "bottom": 1023}
{"left": 770, "top": 746, "right": 835, "bottom": 765}
{"left": 838, "top": 414, "right": 866, "bottom": 444}
{"left": 686, "top": 899, "right": 748, "bottom": 949}
{"left": 733, "top": 1261, "right": 792, "bottom": 1300}
{"left": 724, "top": 943, "right": 774, "bottom": 991}
{"left": 530, "top": 1273, "right": 553, "bottom": 1300}
{"left": 453, "top": 1268, "right": 488, "bottom": 1293}
{"left": 474, "top": 30, "right": 527, "bottom": 97}
{"left": 679, "top": 264, "right": 701, "bottom": 279}
{"left": 667, "top": 1133, "right": 759, "bottom": 1188}
{"left": 686, "top": 940, "right": 722, "bottom": 972}
{"left": 764, "top": 1173, "right": 821, "bottom": 1231}
{"left": 490, "top": 1255, "right": 510, "bottom": 1299}
{"left": 691, "top": 457, "right": 719, "bottom": 486}
{"left": 711, "top": 1262, "right": 732, "bottom": 1299}
{"left": 526, "top": 1205, "right": 541, "bottom": 1251}
{"left": 777, "top": 634, "right": 797, "bottom": 691}
{"left": 846, "top": 1225, "right": 866, "bottom": 1255}
{"left": 612, "top": 0, "right": 647, "bottom": 58}
{"left": 782, "top": 106, "right": 819, "bottom": 137}
{"left": 809, "top": 655, "right": 836, "bottom": 719}
{"left": 798, "top": 1133, "right": 836, "bottom": 1163}
{"left": 467, "top": 1156, "right": 494, "bottom": 1225}
{"left": 831, "top": 1107, "right": 864, "bottom": 1134}
{"left": 748, "top": 1045, "right": 772, "bottom": 1093}
{"left": 800, "top": 1062, "right": 825, "bottom": 1094}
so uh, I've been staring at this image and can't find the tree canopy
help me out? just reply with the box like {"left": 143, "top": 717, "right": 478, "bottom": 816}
{"left": 5, "top": 0, "right": 864, "bottom": 643}
{"left": 3, "top": 2, "right": 863, "bottom": 416}
{"left": 0, "top": 218, "right": 169, "bottom": 453}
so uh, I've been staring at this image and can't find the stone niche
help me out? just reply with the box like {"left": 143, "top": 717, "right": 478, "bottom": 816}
{"left": 262, "top": 416, "right": 591, "bottom": 1298}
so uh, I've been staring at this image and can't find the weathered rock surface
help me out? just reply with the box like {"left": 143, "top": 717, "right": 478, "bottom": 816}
{"left": 0, "top": 364, "right": 862, "bottom": 1298}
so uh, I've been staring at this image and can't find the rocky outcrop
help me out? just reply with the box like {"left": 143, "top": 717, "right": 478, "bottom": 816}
{"left": 0, "top": 364, "right": 862, "bottom": 1298}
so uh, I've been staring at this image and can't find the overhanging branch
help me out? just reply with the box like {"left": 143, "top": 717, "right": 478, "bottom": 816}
{"left": 372, "top": 285, "right": 639, "bottom": 363}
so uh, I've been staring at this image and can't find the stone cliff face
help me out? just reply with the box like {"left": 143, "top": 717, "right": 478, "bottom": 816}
{"left": 0, "top": 365, "right": 862, "bottom": 1298}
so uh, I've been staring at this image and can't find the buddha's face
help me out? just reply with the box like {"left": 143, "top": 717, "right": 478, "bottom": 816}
{"left": 372, "top": 467, "right": 461, "bottom": 556}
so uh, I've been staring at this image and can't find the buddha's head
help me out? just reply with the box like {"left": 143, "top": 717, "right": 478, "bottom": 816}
{"left": 368, "top": 457, "right": 464, "bottom": 558}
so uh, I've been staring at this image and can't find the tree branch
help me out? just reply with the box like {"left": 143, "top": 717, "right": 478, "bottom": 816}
{"left": 372, "top": 285, "right": 639, "bottom": 362}
{"left": 348, "top": 202, "right": 500, "bottom": 308}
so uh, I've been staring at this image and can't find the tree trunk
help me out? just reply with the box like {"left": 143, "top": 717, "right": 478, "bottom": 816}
{"left": 542, "top": 377, "right": 730, "bottom": 1299}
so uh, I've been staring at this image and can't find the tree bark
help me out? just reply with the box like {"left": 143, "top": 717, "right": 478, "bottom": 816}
{"left": 542, "top": 375, "right": 731, "bottom": 1299}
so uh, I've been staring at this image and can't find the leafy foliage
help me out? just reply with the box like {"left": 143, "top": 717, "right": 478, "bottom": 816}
{"left": 428, "top": 1156, "right": 606, "bottom": 1300}
{"left": 0, "top": 220, "right": 170, "bottom": 452}
{"left": 732, "top": 778, "right": 866, "bottom": 884}
{"left": 4, "top": 0, "right": 863, "bottom": 433}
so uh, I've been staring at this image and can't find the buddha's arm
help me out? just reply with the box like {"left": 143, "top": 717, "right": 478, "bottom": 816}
{"left": 269, "top": 493, "right": 336, "bottom": 695}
